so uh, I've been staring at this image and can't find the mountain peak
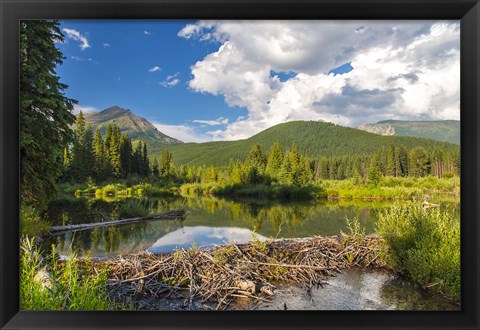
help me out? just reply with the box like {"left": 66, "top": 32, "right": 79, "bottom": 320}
{"left": 101, "top": 106, "right": 131, "bottom": 116}
{"left": 83, "top": 106, "right": 182, "bottom": 145}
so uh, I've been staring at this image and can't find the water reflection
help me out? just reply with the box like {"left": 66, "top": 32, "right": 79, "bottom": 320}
{"left": 40, "top": 194, "right": 457, "bottom": 258}
{"left": 256, "top": 267, "right": 459, "bottom": 311}
{"left": 147, "top": 226, "right": 267, "bottom": 253}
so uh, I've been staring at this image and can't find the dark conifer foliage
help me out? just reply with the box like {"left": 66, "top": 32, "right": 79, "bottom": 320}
{"left": 65, "top": 120, "right": 152, "bottom": 181}
{"left": 20, "top": 20, "right": 77, "bottom": 206}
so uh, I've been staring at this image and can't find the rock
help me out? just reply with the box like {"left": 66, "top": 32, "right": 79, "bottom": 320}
{"left": 260, "top": 286, "right": 274, "bottom": 296}
{"left": 235, "top": 279, "right": 256, "bottom": 294}
{"left": 34, "top": 266, "right": 54, "bottom": 290}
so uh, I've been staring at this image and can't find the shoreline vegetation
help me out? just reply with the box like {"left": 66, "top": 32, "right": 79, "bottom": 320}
{"left": 21, "top": 203, "right": 460, "bottom": 310}
{"left": 67, "top": 175, "right": 459, "bottom": 201}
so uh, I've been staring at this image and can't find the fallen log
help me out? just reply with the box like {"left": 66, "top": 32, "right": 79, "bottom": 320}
{"left": 47, "top": 209, "right": 187, "bottom": 234}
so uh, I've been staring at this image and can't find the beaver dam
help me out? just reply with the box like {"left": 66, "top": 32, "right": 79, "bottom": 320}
{"left": 91, "top": 234, "right": 387, "bottom": 310}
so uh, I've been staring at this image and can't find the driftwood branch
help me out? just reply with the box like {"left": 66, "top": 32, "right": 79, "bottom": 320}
{"left": 47, "top": 210, "right": 187, "bottom": 234}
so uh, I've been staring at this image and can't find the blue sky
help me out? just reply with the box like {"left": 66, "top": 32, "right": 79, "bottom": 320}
{"left": 58, "top": 21, "right": 247, "bottom": 137}
{"left": 57, "top": 20, "right": 460, "bottom": 142}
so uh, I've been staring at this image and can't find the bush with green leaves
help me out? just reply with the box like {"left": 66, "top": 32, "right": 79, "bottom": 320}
{"left": 376, "top": 202, "right": 460, "bottom": 301}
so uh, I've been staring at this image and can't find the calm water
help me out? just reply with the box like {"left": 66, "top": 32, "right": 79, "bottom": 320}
{"left": 253, "top": 267, "right": 460, "bottom": 311}
{"left": 40, "top": 194, "right": 459, "bottom": 310}
{"left": 41, "top": 195, "right": 388, "bottom": 258}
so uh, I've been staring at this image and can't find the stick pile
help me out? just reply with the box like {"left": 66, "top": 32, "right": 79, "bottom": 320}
{"left": 96, "top": 234, "right": 386, "bottom": 310}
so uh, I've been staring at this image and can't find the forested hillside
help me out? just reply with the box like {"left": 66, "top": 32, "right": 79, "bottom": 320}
{"left": 160, "top": 121, "right": 458, "bottom": 167}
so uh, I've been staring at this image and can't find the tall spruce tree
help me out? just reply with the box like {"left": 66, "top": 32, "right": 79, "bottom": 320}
{"left": 152, "top": 157, "right": 159, "bottom": 177}
{"left": 83, "top": 124, "right": 95, "bottom": 178}
{"left": 20, "top": 20, "right": 77, "bottom": 205}
{"left": 93, "top": 128, "right": 106, "bottom": 181}
{"left": 142, "top": 141, "right": 150, "bottom": 176}
{"left": 409, "top": 147, "right": 430, "bottom": 177}
{"left": 266, "top": 142, "right": 283, "bottom": 180}
{"left": 132, "top": 142, "right": 143, "bottom": 176}
{"left": 109, "top": 125, "right": 122, "bottom": 178}
{"left": 120, "top": 133, "right": 133, "bottom": 178}
{"left": 70, "top": 111, "right": 86, "bottom": 180}
{"left": 160, "top": 146, "right": 173, "bottom": 177}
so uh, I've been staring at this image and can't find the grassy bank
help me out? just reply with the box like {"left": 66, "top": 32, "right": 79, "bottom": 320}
{"left": 179, "top": 176, "right": 459, "bottom": 200}
{"left": 318, "top": 176, "right": 459, "bottom": 200}
{"left": 376, "top": 202, "right": 460, "bottom": 301}
{"left": 20, "top": 237, "right": 116, "bottom": 310}
{"left": 180, "top": 182, "right": 319, "bottom": 199}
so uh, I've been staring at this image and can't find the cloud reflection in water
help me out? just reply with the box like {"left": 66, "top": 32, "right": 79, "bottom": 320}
{"left": 147, "top": 226, "right": 267, "bottom": 253}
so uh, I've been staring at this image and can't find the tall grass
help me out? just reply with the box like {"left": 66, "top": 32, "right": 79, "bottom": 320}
{"left": 20, "top": 237, "right": 115, "bottom": 310}
{"left": 20, "top": 205, "right": 50, "bottom": 236}
{"left": 376, "top": 202, "right": 460, "bottom": 301}
{"left": 317, "top": 176, "right": 459, "bottom": 200}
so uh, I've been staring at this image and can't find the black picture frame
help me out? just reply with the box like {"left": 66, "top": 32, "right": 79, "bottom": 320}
{"left": 1, "top": 0, "right": 479, "bottom": 329}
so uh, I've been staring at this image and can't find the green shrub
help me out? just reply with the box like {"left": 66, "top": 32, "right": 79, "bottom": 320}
{"left": 376, "top": 202, "right": 460, "bottom": 301}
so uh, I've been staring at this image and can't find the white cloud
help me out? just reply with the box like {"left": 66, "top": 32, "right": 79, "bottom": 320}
{"left": 73, "top": 105, "right": 98, "bottom": 115}
{"left": 148, "top": 66, "right": 161, "bottom": 73}
{"left": 160, "top": 73, "right": 181, "bottom": 87}
{"left": 144, "top": 30, "right": 152, "bottom": 35}
{"left": 103, "top": 43, "right": 110, "bottom": 47}
{"left": 62, "top": 28, "right": 90, "bottom": 50}
{"left": 192, "top": 117, "right": 229, "bottom": 126}
{"left": 152, "top": 122, "right": 210, "bottom": 143}
{"left": 180, "top": 20, "right": 460, "bottom": 140}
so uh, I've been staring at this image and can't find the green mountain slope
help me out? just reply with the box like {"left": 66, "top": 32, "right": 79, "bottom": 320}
{"left": 162, "top": 121, "right": 458, "bottom": 167}
{"left": 83, "top": 106, "right": 182, "bottom": 145}
{"left": 356, "top": 120, "right": 460, "bottom": 144}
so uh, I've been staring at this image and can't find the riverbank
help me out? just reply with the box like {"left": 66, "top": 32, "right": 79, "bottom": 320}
{"left": 62, "top": 175, "right": 460, "bottom": 201}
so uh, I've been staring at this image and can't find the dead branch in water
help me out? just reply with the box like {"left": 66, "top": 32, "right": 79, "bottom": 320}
{"left": 92, "top": 234, "right": 386, "bottom": 310}
{"left": 47, "top": 210, "right": 187, "bottom": 234}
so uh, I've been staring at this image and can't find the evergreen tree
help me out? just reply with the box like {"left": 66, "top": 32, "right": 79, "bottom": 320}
{"left": 247, "top": 144, "right": 266, "bottom": 172}
{"left": 386, "top": 144, "right": 396, "bottom": 177}
{"left": 409, "top": 147, "right": 430, "bottom": 177}
{"left": 228, "top": 161, "right": 243, "bottom": 184}
{"left": 83, "top": 124, "right": 95, "bottom": 179}
{"left": 93, "top": 129, "right": 106, "bottom": 180}
{"left": 366, "top": 158, "right": 382, "bottom": 187}
{"left": 132, "top": 142, "right": 143, "bottom": 176}
{"left": 431, "top": 148, "right": 445, "bottom": 178}
{"left": 152, "top": 157, "right": 159, "bottom": 177}
{"left": 120, "top": 133, "right": 133, "bottom": 177}
{"left": 70, "top": 111, "right": 87, "bottom": 180}
{"left": 20, "top": 20, "right": 77, "bottom": 205}
{"left": 142, "top": 141, "right": 150, "bottom": 176}
{"left": 395, "top": 144, "right": 409, "bottom": 177}
{"left": 160, "top": 146, "right": 173, "bottom": 177}
{"left": 265, "top": 142, "right": 284, "bottom": 180}
{"left": 109, "top": 125, "right": 122, "bottom": 178}
{"left": 279, "top": 153, "right": 293, "bottom": 184}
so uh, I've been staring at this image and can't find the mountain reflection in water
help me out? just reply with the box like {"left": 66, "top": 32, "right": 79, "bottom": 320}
{"left": 147, "top": 226, "right": 267, "bottom": 253}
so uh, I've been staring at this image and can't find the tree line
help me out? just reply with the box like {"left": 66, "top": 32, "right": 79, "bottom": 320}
{"left": 63, "top": 112, "right": 151, "bottom": 182}
{"left": 155, "top": 141, "right": 460, "bottom": 187}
